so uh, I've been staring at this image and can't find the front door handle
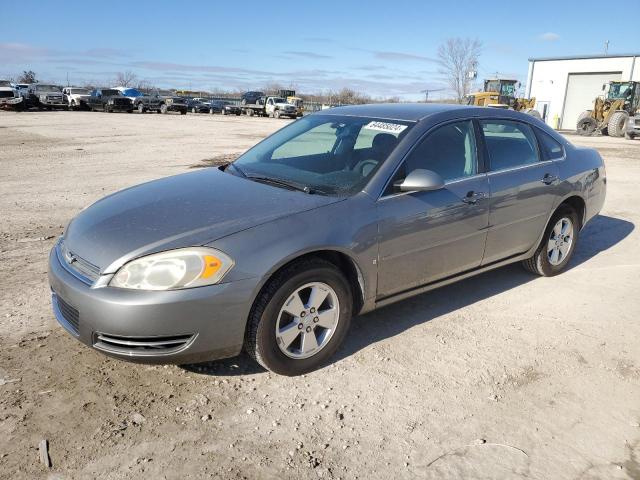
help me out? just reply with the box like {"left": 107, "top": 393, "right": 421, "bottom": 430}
{"left": 462, "top": 191, "right": 487, "bottom": 205}
{"left": 541, "top": 173, "right": 559, "bottom": 185}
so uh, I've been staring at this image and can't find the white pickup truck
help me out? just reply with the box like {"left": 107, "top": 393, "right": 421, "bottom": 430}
{"left": 242, "top": 96, "right": 298, "bottom": 119}
{"left": 62, "top": 87, "right": 91, "bottom": 110}
{"left": 0, "top": 80, "right": 24, "bottom": 110}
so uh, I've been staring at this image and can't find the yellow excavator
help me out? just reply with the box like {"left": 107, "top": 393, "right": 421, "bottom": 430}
{"left": 466, "top": 79, "right": 541, "bottom": 119}
{"left": 576, "top": 81, "right": 639, "bottom": 137}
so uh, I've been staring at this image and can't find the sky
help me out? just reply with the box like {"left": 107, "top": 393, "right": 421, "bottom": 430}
{"left": 0, "top": 0, "right": 635, "bottom": 101}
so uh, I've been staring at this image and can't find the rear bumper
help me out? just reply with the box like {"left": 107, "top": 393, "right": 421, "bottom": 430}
{"left": 48, "top": 245, "right": 259, "bottom": 364}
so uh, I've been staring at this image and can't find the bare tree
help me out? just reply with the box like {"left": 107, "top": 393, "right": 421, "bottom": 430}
{"left": 18, "top": 70, "right": 37, "bottom": 84}
{"left": 437, "top": 38, "right": 482, "bottom": 103}
{"left": 114, "top": 71, "right": 138, "bottom": 87}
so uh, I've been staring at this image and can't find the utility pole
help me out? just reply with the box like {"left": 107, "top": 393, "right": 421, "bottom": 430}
{"left": 604, "top": 40, "right": 609, "bottom": 56}
{"left": 421, "top": 88, "right": 446, "bottom": 103}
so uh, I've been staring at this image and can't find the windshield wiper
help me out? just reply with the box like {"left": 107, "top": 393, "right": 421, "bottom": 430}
{"left": 227, "top": 162, "right": 247, "bottom": 177}
{"left": 245, "top": 174, "right": 327, "bottom": 195}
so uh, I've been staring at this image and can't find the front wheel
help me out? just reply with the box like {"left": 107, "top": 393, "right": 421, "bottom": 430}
{"left": 522, "top": 206, "right": 579, "bottom": 276}
{"left": 244, "top": 259, "right": 352, "bottom": 375}
{"left": 137, "top": 103, "right": 145, "bottom": 113}
{"left": 160, "top": 104, "right": 168, "bottom": 114}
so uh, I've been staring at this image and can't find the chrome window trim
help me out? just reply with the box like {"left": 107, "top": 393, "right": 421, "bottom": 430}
{"left": 486, "top": 159, "right": 554, "bottom": 176}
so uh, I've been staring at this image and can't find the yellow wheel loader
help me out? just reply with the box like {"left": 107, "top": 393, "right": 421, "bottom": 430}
{"left": 465, "top": 79, "right": 541, "bottom": 119}
{"left": 576, "top": 81, "right": 639, "bottom": 137}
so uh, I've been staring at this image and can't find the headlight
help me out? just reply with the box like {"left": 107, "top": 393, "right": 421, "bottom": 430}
{"left": 109, "top": 247, "right": 234, "bottom": 290}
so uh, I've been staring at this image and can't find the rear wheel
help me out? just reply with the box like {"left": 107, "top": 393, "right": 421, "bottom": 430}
{"left": 522, "top": 206, "right": 579, "bottom": 276}
{"left": 244, "top": 259, "right": 352, "bottom": 375}
{"left": 576, "top": 117, "right": 597, "bottom": 136}
{"left": 274, "top": 109, "right": 281, "bottom": 119}
{"left": 607, "top": 111, "right": 629, "bottom": 138}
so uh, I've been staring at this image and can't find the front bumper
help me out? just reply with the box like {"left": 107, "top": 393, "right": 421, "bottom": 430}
{"left": 166, "top": 105, "right": 187, "bottom": 112}
{"left": 48, "top": 245, "right": 258, "bottom": 364}
{"left": 107, "top": 103, "right": 133, "bottom": 112}
{"left": 627, "top": 117, "right": 640, "bottom": 135}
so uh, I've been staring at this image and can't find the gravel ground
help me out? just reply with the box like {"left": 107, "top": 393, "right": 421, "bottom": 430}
{"left": 0, "top": 111, "right": 639, "bottom": 480}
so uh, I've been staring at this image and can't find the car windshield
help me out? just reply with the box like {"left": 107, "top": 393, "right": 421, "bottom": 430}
{"left": 102, "top": 89, "right": 120, "bottom": 96}
{"left": 273, "top": 98, "right": 287, "bottom": 103}
{"left": 121, "top": 88, "right": 143, "bottom": 97}
{"left": 70, "top": 88, "right": 89, "bottom": 94}
{"left": 232, "top": 115, "right": 414, "bottom": 195}
{"left": 0, "top": 80, "right": 12, "bottom": 87}
{"left": 608, "top": 83, "right": 632, "bottom": 100}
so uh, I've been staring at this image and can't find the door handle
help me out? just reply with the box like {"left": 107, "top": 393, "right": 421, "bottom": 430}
{"left": 462, "top": 191, "right": 487, "bottom": 205}
{"left": 541, "top": 173, "right": 559, "bottom": 185}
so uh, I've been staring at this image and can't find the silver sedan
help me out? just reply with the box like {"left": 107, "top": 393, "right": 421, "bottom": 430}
{"left": 48, "top": 104, "right": 606, "bottom": 375}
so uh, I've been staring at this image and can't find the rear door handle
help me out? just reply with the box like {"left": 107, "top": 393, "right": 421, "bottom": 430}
{"left": 541, "top": 173, "right": 559, "bottom": 185}
{"left": 462, "top": 191, "right": 487, "bottom": 205}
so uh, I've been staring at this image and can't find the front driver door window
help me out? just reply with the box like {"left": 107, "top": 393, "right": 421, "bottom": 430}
{"left": 376, "top": 120, "right": 490, "bottom": 297}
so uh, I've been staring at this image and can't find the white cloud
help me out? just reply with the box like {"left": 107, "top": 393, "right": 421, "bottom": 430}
{"left": 538, "top": 32, "right": 560, "bottom": 41}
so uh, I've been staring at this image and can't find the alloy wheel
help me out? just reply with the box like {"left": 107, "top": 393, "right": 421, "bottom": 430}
{"left": 275, "top": 282, "right": 340, "bottom": 359}
{"left": 547, "top": 217, "right": 573, "bottom": 265}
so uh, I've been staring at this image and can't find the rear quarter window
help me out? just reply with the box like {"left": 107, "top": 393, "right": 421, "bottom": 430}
{"left": 536, "top": 129, "right": 565, "bottom": 160}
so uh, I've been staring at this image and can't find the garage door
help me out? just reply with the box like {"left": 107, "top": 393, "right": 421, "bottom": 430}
{"left": 561, "top": 72, "right": 622, "bottom": 129}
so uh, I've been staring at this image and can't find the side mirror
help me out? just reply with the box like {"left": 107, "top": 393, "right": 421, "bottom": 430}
{"left": 399, "top": 169, "right": 445, "bottom": 192}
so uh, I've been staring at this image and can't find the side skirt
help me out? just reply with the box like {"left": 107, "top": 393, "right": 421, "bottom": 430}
{"left": 374, "top": 252, "right": 529, "bottom": 309}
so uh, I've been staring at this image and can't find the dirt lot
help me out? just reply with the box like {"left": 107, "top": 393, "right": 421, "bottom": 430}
{"left": 1, "top": 111, "right": 639, "bottom": 480}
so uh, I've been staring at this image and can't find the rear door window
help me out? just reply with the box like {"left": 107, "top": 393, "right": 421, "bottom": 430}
{"left": 481, "top": 120, "right": 540, "bottom": 171}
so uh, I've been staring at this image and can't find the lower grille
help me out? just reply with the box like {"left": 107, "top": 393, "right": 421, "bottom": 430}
{"left": 0, "top": 91, "right": 14, "bottom": 98}
{"left": 55, "top": 295, "right": 80, "bottom": 334}
{"left": 93, "top": 333, "right": 194, "bottom": 356}
{"left": 114, "top": 98, "right": 129, "bottom": 106}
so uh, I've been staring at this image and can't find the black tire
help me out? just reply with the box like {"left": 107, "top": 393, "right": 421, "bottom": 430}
{"left": 522, "top": 205, "right": 580, "bottom": 277}
{"left": 607, "top": 111, "right": 629, "bottom": 138}
{"left": 137, "top": 103, "right": 145, "bottom": 113}
{"left": 625, "top": 132, "right": 636, "bottom": 140}
{"left": 577, "top": 110, "right": 593, "bottom": 122}
{"left": 180, "top": 109, "right": 186, "bottom": 115}
{"left": 576, "top": 117, "right": 597, "bottom": 136}
{"left": 192, "top": 107, "right": 197, "bottom": 114}
{"left": 221, "top": 108, "right": 226, "bottom": 115}
{"left": 160, "top": 104, "right": 168, "bottom": 114}
{"left": 244, "top": 258, "right": 353, "bottom": 376}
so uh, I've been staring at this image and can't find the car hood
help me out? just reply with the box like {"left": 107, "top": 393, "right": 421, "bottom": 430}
{"left": 63, "top": 167, "right": 342, "bottom": 273}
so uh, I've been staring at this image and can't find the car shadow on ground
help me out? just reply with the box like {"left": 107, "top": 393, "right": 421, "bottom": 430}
{"left": 182, "top": 214, "right": 633, "bottom": 377}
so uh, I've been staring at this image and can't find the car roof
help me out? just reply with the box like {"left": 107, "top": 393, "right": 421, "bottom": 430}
{"left": 317, "top": 103, "right": 524, "bottom": 122}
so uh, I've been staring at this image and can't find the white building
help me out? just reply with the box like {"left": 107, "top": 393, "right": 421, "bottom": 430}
{"left": 526, "top": 53, "right": 639, "bottom": 130}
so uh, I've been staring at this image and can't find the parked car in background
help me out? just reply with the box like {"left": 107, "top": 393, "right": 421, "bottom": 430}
{"left": 186, "top": 98, "right": 211, "bottom": 114}
{"left": 211, "top": 100, "right": 241, "bottom": 115}
{"left": 47, "top": 104, "right": 607, "bottom": 375}
{"left": 86, "top": 88, "right": 134, "bottom": 113}
{"left": 30, "top": 84, "right": 66, "bottom": 110}
{"left": 62, "top": 87, "right": 91, "bottom": 110}
{"left": 115, "top": 87, "right": 163, "bottom": 113}
{"left": 0, "top": 80, "right": 24, "bottom": 110}
{"left": 241, "top": 91, "right": 265, "bottom": 105}
{"left": 626, "top": 116, "right": 640, "bottom": 140}
{"left": 160, "top": 96, "right": 187, "bottom": 115}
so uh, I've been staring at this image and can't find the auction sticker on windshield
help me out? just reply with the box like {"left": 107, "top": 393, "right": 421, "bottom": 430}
{"left": 363, "top": 121, "right": 408, "bottom": 135}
